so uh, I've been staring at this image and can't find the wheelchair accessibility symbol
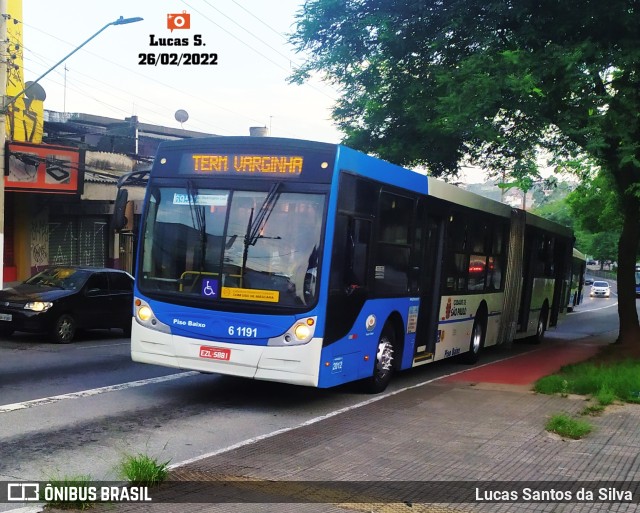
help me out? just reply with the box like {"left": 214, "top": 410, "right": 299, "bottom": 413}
{"left": 201, "top": 279, "right": 219, "bottom": 298}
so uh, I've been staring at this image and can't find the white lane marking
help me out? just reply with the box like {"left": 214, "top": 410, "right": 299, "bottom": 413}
{"left": 170, "top": 352, "right": 531, "bottom": 469}
{"left": 74, "top": 342, "right": 131, "bottom": 350}
{"left": 2, "top": 507, "right": 42, "bottom": 513}
{"left": 571, "top": 299, "right": 618, "bottom": 314}
{"left": 0, "top": 372, "right": 199, "bottom": 413}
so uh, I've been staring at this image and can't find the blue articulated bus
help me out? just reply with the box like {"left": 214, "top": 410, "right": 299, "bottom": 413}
{"left": 115, "top": 137, "right": 574, "bottom": 393}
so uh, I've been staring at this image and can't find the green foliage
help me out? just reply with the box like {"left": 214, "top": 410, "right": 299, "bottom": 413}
{"left": 118, "top": 453, "right": 170, "bottom": 486}
{"left": 291, "top": 0, "right": 640, "bottom": 176}
{"left": 533, "top": 374, "right": 568, "bottom": 395}
{"left": 545, "top": 413, "right": 592, "bottom": 439}
{"left": 565, "top": 172, "right": 622, "bottom": 261}
{"left": 291, "top": 0, "right": 640, "bottom": 340}
{"left": 534, "top": 360, "right": 640, "bottom": 404}
{"left": 566, "top": 173, "right": 622, "bottom": 233}
{"left": 595, "top": 385, "right": 616, "bottom": 406}
{"left": 530, "top": 200, "right": 574, "bottom": 230}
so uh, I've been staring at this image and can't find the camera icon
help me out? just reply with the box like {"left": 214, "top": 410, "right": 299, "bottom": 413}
{"left": 167, "top": 11, "right": 191, "bottom": 31}
{"left": 7, "top": 483, "right": 40, "bottom": 501}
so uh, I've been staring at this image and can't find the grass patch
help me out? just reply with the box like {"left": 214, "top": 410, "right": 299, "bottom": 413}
{"left": 534, "top": 359, "right": 640, "bottom": 404}
{"left": 118, "top": 453, "right": 170, "bottom": 486}
{"left": 581, "top": 404, "right": 605, "bottom": 416}
{"left": 533, "top": 374, "right": 569, "bottom": 395}
{"left": 41, "top": 475, "right": 94, "bottom": 510}
{"left": 546, "top": 413, "right": 593, "bottom": 439}
{"left": 595, "top": 384, "right": 616, "bottom": 406}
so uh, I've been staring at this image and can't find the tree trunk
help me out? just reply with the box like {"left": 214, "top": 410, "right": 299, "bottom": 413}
{"left": 616, "top": 194, "right": 640, "bottom": 346}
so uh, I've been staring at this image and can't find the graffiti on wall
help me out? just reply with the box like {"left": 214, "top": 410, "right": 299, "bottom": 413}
{"left": 81, "top": 221, "right": 107, "bottom": 266}
{"left": 31, "top": 210, "right": 48, "bottom": 268}
{"left": 6, "top": 0, "right": 44, "bottom": 143}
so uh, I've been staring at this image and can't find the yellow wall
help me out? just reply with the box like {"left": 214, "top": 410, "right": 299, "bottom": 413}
{"left": 6, "top": 0, "right": 44, "bottom": 143}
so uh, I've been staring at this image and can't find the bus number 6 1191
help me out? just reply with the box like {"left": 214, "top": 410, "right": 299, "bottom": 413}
{"left": 228, "top": 326, "right": 258, "bottom": 337}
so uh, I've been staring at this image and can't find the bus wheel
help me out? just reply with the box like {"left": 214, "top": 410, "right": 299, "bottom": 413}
{"left": 461, "top": 317, "right": 484, "bottom": 364}
{"left": 364, "top": 325, "right": 395, "bottom": 394}
{"left": 51, "top": 314, "right": 76, "bottom": 344}
{"left": 532, "top": 307, "right": 548, "bottom": 345}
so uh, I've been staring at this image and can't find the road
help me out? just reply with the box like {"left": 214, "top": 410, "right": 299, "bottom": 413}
{"left": 0, "top": 288, "right": 627, "bottom": 511}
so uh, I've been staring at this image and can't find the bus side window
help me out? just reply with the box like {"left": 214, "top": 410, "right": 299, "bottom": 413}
{"left": 330, "top": 214, "right": 370, "bottom": 295}
{"left": 443, "top": 214, "right": 468, "bottom": 292}
{"left": 348, "top": 218, "right": 371, "bottom": 290}
{"left": 330, "top": 215, "right": 349, "bottom": 293}
{"left": 374, "top": 192, "right": 414, "bottom": 296}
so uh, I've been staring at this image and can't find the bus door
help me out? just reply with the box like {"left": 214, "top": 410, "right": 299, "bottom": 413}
{"left": 550, "top": 237, "right": 570, "bottom": 326}
{"left": 413, "top": 203, "right": 444, "bottom": 362}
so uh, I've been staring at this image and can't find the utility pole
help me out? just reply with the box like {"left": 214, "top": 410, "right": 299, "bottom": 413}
{"left": 0, "top": 0, "right": 8, "bottom": 289}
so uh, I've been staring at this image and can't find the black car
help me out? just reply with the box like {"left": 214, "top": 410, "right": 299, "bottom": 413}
{"left": 0, "top": 266, "right": 134, "bottom": 343}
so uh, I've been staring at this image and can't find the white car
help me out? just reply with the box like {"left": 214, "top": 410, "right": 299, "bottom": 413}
{"left": 590, "top": 281, "right": 611, "bottom": 298}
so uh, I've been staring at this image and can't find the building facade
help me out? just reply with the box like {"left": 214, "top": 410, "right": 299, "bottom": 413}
{"left": 3, "top": 111, "right": 214, "bottom": 283}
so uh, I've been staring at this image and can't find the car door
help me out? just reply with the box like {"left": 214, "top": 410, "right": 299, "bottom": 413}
{"left": 107, "top": 271, "right": 134, "bottom": 328}
{"left": 81, "top": 272, "right": 111, "bottom": 329}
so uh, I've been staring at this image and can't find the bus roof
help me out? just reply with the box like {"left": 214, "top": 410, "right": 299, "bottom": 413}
{"left": 150, "top": 136, "right": 571, "bottom": 237}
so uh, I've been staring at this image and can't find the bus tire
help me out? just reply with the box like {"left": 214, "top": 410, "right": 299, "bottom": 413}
{"left": 460, "top": 316, "right": 485, "bottom": 364}
{"left": 531, "top": 305, "right": 548, "bottom": 345}
{"left": 363, "top": 324, "right": 395, "bottom": 394}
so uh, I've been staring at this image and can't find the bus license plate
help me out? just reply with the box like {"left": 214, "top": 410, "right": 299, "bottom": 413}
{"left": 199, "top": 346, "right": 231, "bottom": 361}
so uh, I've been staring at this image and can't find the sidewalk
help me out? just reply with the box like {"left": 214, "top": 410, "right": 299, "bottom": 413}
{"left": 48, "top": 332, "right": 640, "bottom": 512}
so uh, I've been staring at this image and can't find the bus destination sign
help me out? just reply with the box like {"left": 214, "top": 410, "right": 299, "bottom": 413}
{"left": 191, "top": 154, "right": 304, "bottom": 176}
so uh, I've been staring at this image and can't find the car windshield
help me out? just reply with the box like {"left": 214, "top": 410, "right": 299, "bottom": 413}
{"left": 25, "top": 268, "right": 91, "bottom": 290}
{"left": 592, "top": 281, "right": 609, "bottom": 287}
{"left": 138, "top": 185, "right": 325, "bottom": 309}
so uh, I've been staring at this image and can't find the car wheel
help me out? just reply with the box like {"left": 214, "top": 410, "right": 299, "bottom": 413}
{"left": 51, "top": 314, "right": 76, "bottom": 344}
{"left": 363, "top": 324, "right": 395, "bottom": 394}
{"left": 122, "top": 321, "right": 132, "bottom": 337}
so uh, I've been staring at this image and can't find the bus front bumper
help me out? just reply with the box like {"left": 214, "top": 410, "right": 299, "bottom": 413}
{"left": 131, "top": 321, "right": 321, "bottom": 387}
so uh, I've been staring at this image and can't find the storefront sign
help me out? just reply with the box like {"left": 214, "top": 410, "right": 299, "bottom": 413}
{"left": 5, "top": 142, "right": 83, "bottom": 195}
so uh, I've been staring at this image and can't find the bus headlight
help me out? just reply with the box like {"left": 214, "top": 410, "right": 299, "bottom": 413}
{"left": 134, "top": 297, "right": 171, "bottom": 334}
{"left": 294, "top": 323, "right": 312, "bottom": 340}
{"left": 138, "top": 305, "right": 153, "bottom": 321}
{"left": 268, "top": 317, "right": 317, "bottom": 346}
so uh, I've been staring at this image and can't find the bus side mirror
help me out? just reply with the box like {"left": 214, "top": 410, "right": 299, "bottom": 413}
{"left": 113, "top": 188, "right": 128, "bottom": 231}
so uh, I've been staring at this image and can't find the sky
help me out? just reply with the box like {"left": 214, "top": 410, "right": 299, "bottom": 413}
{"left": 20, "top": 0, "right": 343, "bottom": 143}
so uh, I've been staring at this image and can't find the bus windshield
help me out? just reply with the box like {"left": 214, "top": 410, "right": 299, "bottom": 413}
{"left": 138, "top": 185, "right": 325, "bottom": 309}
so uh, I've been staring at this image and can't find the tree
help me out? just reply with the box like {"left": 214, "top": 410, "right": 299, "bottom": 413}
{"left": 290, "top": 0, "right": 640, "bottom": 345}
{"left": 566, "top": 172, "right": 623, "bottom": 266}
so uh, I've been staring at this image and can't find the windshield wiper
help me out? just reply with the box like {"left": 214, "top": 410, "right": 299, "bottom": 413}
{"left": 241, "top": 182, "right": 281, "bottom": 277}
{"left": 245, "top": 182, "right": 281, "bottom": 248}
